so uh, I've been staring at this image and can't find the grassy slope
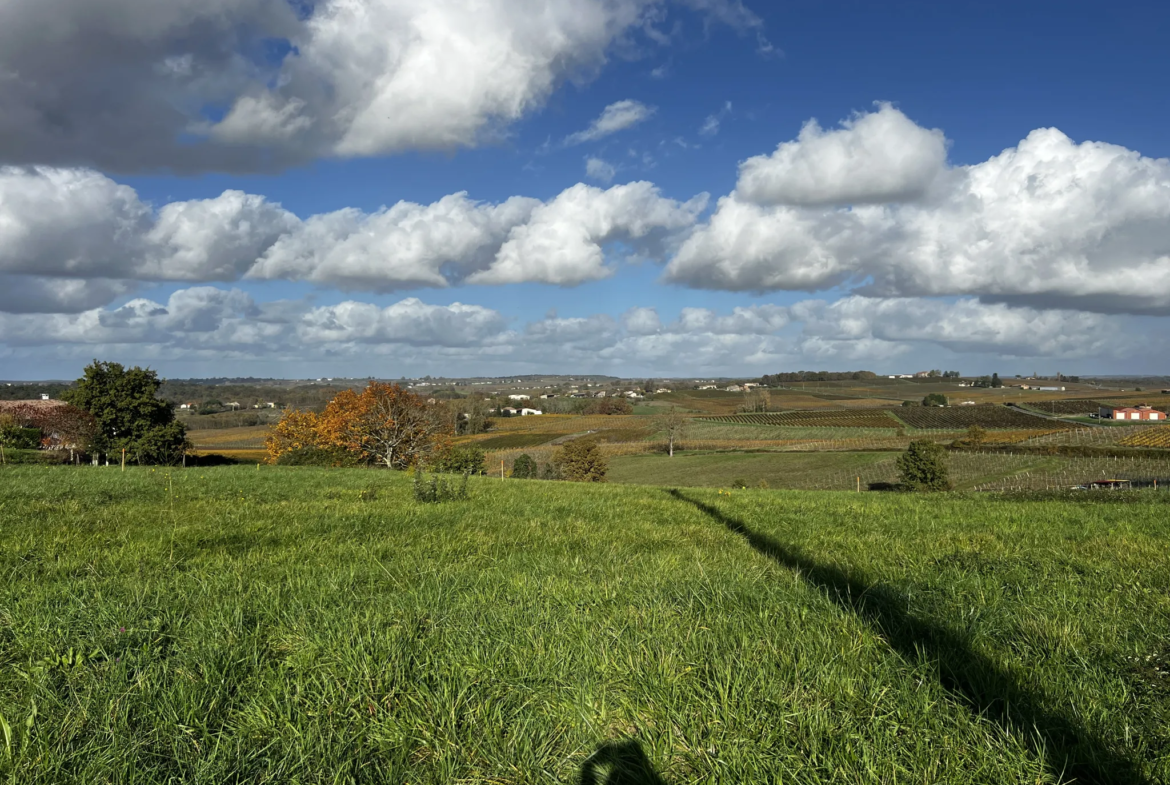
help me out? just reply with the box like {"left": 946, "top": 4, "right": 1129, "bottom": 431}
{"left": 1, "top": 467, "right": 1168, "bottom": 783}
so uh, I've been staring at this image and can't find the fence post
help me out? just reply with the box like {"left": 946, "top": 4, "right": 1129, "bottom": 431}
{"left": 121, "top": 448, "right": 126, "bottom": 472}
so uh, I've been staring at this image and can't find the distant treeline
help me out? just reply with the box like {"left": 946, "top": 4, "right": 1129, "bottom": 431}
{"left": 0, "top": 383, "right": 73, "bottom": 400}
{"left": 759, "top": 371, "right": 878, "bottom": 384}
{"left": 159, "top": 382, "right": 363, "bottom": 410}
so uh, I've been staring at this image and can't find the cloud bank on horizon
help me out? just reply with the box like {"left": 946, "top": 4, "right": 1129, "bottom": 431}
{"left": 0, "top": 0, "right": 1167, "bottom": 378}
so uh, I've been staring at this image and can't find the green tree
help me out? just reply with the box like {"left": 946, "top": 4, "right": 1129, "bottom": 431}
{"left": 991, "top": 373, "right": 1002, "bottom": 388}
{"left": 554, "top": 439, "right": 607, "bottom": 482}
{"left": 896, "top": 441, "right": 952, "bottom": 491}
{"left": 922, "top": 393, "right": 948, "bottom": 407}
{"left": 430, "top": 445, "right": 487, "bottom": 475}
{"left": 959, "top": 425, "right": 987, "bottom": 447}
{"left": 62, "top": 361, "right": 189, "bottom": 464}
{"left": 511, "top": 453, "right": 537, "bottom": 479}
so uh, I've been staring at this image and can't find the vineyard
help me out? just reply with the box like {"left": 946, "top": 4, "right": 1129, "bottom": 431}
{"left": 1119, "top": 426, "right": 1170, "bottom": 448}
{"left": 1020, "top": 399, "right": 1103, "bottom": 415}
{"left": 892, "top": 405, "right": 1056, "bottom": 430}
{"left": 702, "top": 410, "right": 900, "bottom": 428}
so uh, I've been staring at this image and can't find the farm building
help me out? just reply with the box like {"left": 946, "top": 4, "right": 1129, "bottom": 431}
{"left": 1099, "top": 405, "right": 1165, "bottom": 421}
{"left": 507, "top": 394, "right": 530, "bottom": 401}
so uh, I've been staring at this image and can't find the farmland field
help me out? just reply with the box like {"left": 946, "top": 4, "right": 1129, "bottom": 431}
{"left": 703, "top": 410, "right": 900, "bottom": 428}
{"left": 892, "top": 405, "right": 1057, "bottom": 430}
{"left": 1, "top": 466, "right": 1169, "bottom": 783}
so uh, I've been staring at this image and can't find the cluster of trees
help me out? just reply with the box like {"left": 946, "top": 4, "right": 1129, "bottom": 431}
{"left": 759, "top": 371, "right": 876, "bottom": 384}
{"left": 2, "top": 361, "right": 190, "bottom": 465}
{"left": 511, "top": 439, "right": 608, "bottom": 482}
{"left": 921, "top": 393, "right": 949, "bottom": 407}
{"left": 919, "top": 370, "right": 961, "bottom": 378}
{"left": 266, "top": 382, "right": 455, "bottom": 468}
{"left": 0, "top": 402, "right": 96, "bottom": 460}
{"left": 972, "top": 373, "right": 1003, "bottom": 388}
{"left": 583, "top": 397, "right": 633, "bottom": 415}
{"left": 739, "top": 388, "right": 771, "bottom": 413}
{"left": 896, "top": 441, "right": 951, "bottom": 491}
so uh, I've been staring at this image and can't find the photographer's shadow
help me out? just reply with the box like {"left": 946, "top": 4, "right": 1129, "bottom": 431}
{"left": 578, "top": 740, "right": 667, "bottom": 785}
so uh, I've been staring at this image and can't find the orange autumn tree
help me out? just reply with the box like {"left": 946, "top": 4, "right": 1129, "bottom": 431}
{"left": 267, "top": 383, "right": 452, "bottom": 469}
{"left": 265, "top": 408, "right": 322, "bottom": 462}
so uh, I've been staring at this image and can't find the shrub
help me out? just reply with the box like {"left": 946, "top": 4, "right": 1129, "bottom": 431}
{"left": 896, "top": 440, "right": 952, "bottom": 491}
{"left": 275, "top": 446, "right": 363, "bottom": 467}
{"left": 902, "top": 400, "right": 916, "bottom": 407}
{"left": 512, "top": 453, "right": 537, "bottom": 479}
{"left": 412, "top": 467, "right": 470, "bottom": 503}
{"left": 731, "top": 478, "right": 748, "bottom": 489}
{"left": 0, "top": 424, "right": 43, "bottom": 450}
{"left": 922, "top": 393, "right": 948, "bottom": 407}
{"left": 539, "top": 462, "right": 562, "bottom": 481}
{"left": 553, "top": 439, "right": 607, "bottom": 482}
{"left": 584, "top": 397, "right": 633, "bottom": 415}
{"left": 431, "top": 446, "right": 487, "bottom": 475}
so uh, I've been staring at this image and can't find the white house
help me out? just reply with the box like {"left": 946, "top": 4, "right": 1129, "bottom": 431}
{"left": 655, "top": 388, "right": 672, "bottom": 394}
{"left": 508, "top": 394, "right": 530, "bottom": 401}
{"left": 698, "top": 385, "right": 717, "bottom": 390}
{"left": 519, "top": 408, "right": 543, "bottom": 416}
{"left": 725, "top": 385, "right": 743, "bottom": 392}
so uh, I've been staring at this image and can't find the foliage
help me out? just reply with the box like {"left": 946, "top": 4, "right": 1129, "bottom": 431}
{"left": 412, "top": 466, "right": 470, "bottom": 502}
{"left": 583, "top": 397, "right": 633, "bottom": 415}
{"left": 902, "top": 400, "right": 916, "bottom": 407}
{"left": 896, "top": 440, "right": 952, "bottom": 491}
{"left": 731, "top": 478, "right": 748, "bottom": 489}
{"left": 265, "top": 409, "right": 322, "bottom": 462}
{"left": 457, "top": 398, "right": 493, "bottom": 435}
{"left": 60, "top": 361, "right": 188, "bottom": 464}
{"left": 922, "top": 393, "right": 949, "bottom": 407}
{"left": 955, "top": 425, "right": 988, "bottom": 448}
{"left": 430, "top": 445, "right": 487, "bottom": 476}
{"left": 739, "top": 389, "right": 771, "bottom": 413}
{"left": 511, "top": 453, "right": 538, "bottom": 479}
{"left": 318, "top": 383, "right": 452, "bottom": 469}
{"left": 554, "top": 439, "right": 607, "bottom": 482}
{"left": 0, "top": 418, "right": 42, "bottom": 449}
{"left": 275, "top": 446, "right": 363, "bottom": 467}
{"left": 654, "top": 406, "right": 689, "bottom": 457}
{"left": 266, "top": 383, "right": 452, "bottom": 469}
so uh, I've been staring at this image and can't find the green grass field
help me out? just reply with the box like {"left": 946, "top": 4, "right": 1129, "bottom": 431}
{"left": 2, "top": 466, "right": 1169, "bottom": 783}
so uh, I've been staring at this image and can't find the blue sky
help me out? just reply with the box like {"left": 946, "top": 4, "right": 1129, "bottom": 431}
{"left": 1, "top": 0, "right": 1168, "bottom": 379}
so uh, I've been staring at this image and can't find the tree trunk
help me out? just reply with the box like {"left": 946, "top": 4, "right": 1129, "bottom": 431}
{"left": 668, "top": 435, "right": 674, "bottom": 457}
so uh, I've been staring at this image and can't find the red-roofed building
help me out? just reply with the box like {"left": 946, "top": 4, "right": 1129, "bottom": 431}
{"left": 1099, "top": 405, "right": 1165, "bottom": 421}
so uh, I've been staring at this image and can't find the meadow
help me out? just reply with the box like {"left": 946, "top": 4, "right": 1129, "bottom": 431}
{"left": 1, "top": 465, "right": 1169, "bottom": 783}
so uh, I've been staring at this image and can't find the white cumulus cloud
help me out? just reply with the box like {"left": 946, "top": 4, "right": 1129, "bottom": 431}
{"left": 667, "top": 106, "right": 1170, "bottom": 314}
{"left": 736, "top": 102, "right": 949, "bottom": 206}
{"left": 564, "top": 100, "right": 657, "bottom": 146}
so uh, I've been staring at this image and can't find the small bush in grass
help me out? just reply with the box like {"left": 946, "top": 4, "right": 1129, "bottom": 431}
{"left": 430, "top": 445, "right": 487, "bottom": 476}
{"left": 553, "top": 439, "right": 607, "bottom": 482}
{"left": 539, "top": 462, "right": 562, "bottom": 481}
{"left": 511, "top": 453, "right": 537, "bottom": 479}
{"left": 732, "top": 478, "right": 748, "bottom": 489}
{"left": 412, "top": 467, "right": 470, "bottom": 502}
{"left": 897, "top": 440, "right": 952, "bottom": 491}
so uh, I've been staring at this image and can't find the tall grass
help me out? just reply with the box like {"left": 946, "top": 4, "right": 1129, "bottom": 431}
{"left": 1, "top": 466, "right": 1168, "bottom": 782}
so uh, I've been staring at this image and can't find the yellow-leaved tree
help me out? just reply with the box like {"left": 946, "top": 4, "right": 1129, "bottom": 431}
{"left": 266, "top": 383, "right": 452, "bottom": 468}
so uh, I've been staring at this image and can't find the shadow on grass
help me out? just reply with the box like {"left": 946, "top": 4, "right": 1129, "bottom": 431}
{"left": 666, "top": 488, "right": 1150, "bottom": 785}
{"left": 579, "top": 740, "right": 667, "bottom": 785}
